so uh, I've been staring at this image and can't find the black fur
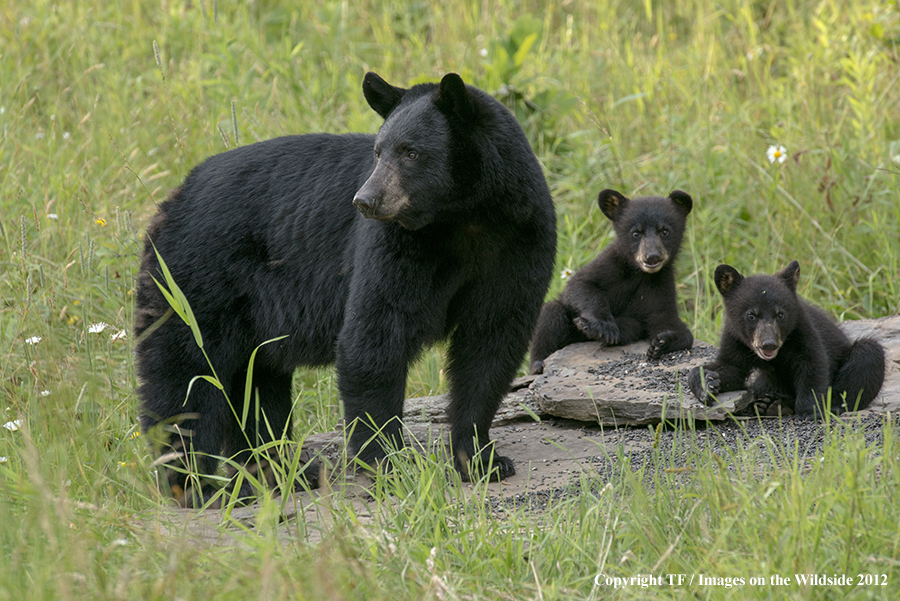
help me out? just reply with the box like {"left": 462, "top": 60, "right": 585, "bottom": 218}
{"left": 529, "top": 189, "right": 694, "bottom": 374}
{"left": 135, "top": 72, "right": 556, "bottom": 505}
{"left": 687, "top": 261, "right": 886, "bottom": 416}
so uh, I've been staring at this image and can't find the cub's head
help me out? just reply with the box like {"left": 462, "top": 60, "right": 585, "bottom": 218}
{"left": 714, "top": 260, "right": 802, "bottom": 361}
{"left": 597, "top": 189, "right": 693, "bottom": 273}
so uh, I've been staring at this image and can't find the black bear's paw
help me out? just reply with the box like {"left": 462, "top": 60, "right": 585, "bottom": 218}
{"left": 168, "top": 477, "right": 224, "bottom": 509}
{"left": 574, "top": 316, "right": 620, "bottom": 345}
{"left": 792, "top": 393, "right": 834, "bottom": 421}
{"left": 455, "top": 447, "right": 515, "bottom": 482}
{"left": 529, "top": 359, "right": 545, "bottom": 375}
{"left": 687, "top": 366, "right": 720, "bottom": 406}
{"left": 290, "top": 459, "right": 322, "bottom": 492}
{"left": 647, "top": 330, "right": 677, "bottom": 360}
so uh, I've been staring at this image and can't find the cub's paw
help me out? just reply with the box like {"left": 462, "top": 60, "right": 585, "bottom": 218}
{"left": 687, "top": 366, "right": 720, "bottom": 406}
{"left": 574, "top": 316, "right": 620, "bottom": 345}
{"left": 648, "top": 330, "right": 677, "bottom": 360}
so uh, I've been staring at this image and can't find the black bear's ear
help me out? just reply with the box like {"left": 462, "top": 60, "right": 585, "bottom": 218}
{"left": 714, "top": 264, "right": 744, "bottom": 297}
{"left": 777, "top": 260, "right": 801, "bottom": 292}
{"left": 434, "top": 73, "right": 474, "bottom": 120}
{"left": 668, "top": 190, "right": 693, "bottom": 215}
{"left": 597, "top": 189, "right": 628, "bottom": 221}
{"left": 362, "top": 72, "right": 406, "bottom": 119}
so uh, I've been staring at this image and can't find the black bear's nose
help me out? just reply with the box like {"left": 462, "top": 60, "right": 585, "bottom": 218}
{"left": 644, "top": 252, "right": 661, "bottom": 265}
{"left": 761, "top": 340, "right": 778, "bottom": 351}
{"left": 352, "top": 194, "right": 377, "bottom": 214}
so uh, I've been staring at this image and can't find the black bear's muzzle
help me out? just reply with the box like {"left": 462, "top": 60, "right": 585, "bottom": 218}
{"left": 752, "top": 321, "right": 782, "bottom": 360}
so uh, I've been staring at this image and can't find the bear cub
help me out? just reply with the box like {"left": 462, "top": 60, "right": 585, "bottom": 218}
{"left": 687, "top": 261, "right": 886, "bottom": 415}
{"left": 529, "top": 189, "right": 694, "bottom": 374}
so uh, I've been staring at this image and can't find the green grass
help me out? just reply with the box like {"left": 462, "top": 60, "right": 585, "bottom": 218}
{"left": 2, "top": 0, "right": 899, "bottom": 598}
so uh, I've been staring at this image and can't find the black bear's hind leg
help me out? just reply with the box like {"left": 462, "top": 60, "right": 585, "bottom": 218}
{"left": 529, "top": 300, "right": 584, "bottom": 374}
{"left": 831, "top": 337, "right": 886, "bottom": 412}
{"left": 223, "top": 369, "right": 320, "bottom": 503}
{"left": 140, "top": 377, "right": 232, "bottom": 508}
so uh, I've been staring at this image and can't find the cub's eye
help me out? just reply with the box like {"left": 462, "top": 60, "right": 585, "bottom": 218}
{"left": 776, "top": 311, "right": 784, "bottom": 320}
{"left": 659, "top": 227, "right": 669, "bottom": 237}
{"left": 374, "top": 149, "right": 381, "bottom": 160}
{"left": 747, "top": 313, "right": 756, "bottom": 322}
{"left": 406, "top": 151, "right": 418, "bottom": 160}
{"left": 632, "top": 231, "right": 641, "bottom": 239}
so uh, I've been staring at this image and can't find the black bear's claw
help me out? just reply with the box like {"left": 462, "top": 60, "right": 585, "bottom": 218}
{"left": 574, "top": 316, "right": 619, "bottom": 345}
{"left": 647, "top": 330, "right": 675, "bottom": 360}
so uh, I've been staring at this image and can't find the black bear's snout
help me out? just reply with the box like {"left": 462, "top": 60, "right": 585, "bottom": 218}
{"left": 352, "top": 192, "right": 378, "bottom": 216}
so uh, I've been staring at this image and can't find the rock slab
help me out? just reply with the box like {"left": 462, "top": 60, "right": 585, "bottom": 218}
{"left": 532, "top": 339, "right": 749, "bottom": 425}
{"left": 531, "top": 316, "right": 900, "bottom": 425}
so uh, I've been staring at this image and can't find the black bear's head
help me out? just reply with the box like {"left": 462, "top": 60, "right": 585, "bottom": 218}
{"left": 598, "top": 189, "right": 693, "bottom": 274}
{"left": 715, "top": 260, "right": 802, "bottom": 361}
{"left": 355, "top": 73, "right": 467, "bottom": 230}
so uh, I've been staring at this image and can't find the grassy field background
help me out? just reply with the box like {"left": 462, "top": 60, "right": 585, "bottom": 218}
{"left": 1, "top": 0, "right": 899, "bottom": 599}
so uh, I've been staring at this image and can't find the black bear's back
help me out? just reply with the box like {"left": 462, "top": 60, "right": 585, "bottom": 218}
{"left": 137, "top": 134, "right": 377, "bottom": 369}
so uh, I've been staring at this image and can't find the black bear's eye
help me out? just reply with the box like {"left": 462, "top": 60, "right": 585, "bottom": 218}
{"left": 776, "top": 311, "right": 784, "bottom": 320}
{"left": 407, "top": 151, "right": 418, "bottom": 160}
{"left": 747, "top": 313, "right": 756, "bottom": 322}
{"left": 632, "top": 231, "right": 641, "bottom": 239}
{"left": 374, "top": 149, "right": 381, "bottom": 160}
{"left": 660, "top": 227, "right": 669, "bottom": 237}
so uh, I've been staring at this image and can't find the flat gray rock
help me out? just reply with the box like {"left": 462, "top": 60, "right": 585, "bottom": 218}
{"left": 403, "top": 375, "right": 543, "bottom": 427}
{"left": 530, "top": 316, "right": 900, "bottom": 424}
{"left": 531, "top": 339, "right": 750, "bottom": 425}
{"left": 839, "top": 315, "right": 900, "bottom": 413}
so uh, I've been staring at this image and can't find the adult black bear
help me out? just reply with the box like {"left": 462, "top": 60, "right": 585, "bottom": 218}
{"left": 687, "top": 261, "right": 886, "bottom": 416}
{"left": 529, "top": 189, "right": 694, "bottom": 374}
{"left": 135, "top": 72, "right": 556, "bottom": 506}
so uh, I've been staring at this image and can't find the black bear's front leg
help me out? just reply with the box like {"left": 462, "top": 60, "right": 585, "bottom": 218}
{"left": 336, "top": 326, "right": 410, "bottom": 467}
{"left": 446, "top": 275, "right": 536, "bottom": 482}
{"left": 687, "top": 362, "right": 748, "bottom": 406}
{"left": 446, "top": 324, "right": 518, "bottom": 482}
{"left": 335, "top": 233, "right": 441, "bottom": 469}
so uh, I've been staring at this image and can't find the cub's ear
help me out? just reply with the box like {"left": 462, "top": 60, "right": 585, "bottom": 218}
{"left": 777, "top": 260, "right": 801, "bottom": 293}
{"left": 434, "top": 73, "right": 474, "bottom": 120}
{"left": 362, "top": 72, "right": 406, "bottom": 119}
{"left": 597, "top": 189, "right": 629, "bottom": 222}
{"left": 668, "top": 190, "right": 693, "bottom": 215}
{"left": 714, "top": 264, "right": 744, "bottom": 297}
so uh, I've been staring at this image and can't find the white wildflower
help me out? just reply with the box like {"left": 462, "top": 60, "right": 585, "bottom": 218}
{"left": 47, "top": 213, "right": 58, "bottom": 220}
{"left": 40, "top": 390, "right": 51, "bottom": 397}
{"left": 111, "top": 329, "right": 127, "bottom": 342}
{"left": 3, "top": 419, "right": 23, "bottom": 432}
{"left": 560, "top": 267, "right": 574, "bottom": 279}
{"left": 88, "top": 322, "right": 110, "bottom": 334}
{"left": 25, "top": 336, "right": 42, "bottom": 345}
{"left": 766, "top": 144, "right": 787, "bottom": 164}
